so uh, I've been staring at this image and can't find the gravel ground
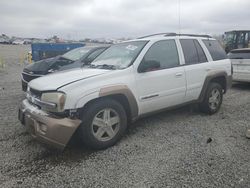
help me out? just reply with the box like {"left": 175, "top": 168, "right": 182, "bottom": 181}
{"left": 0, "top": 44, "right": 249, "bottom": 188}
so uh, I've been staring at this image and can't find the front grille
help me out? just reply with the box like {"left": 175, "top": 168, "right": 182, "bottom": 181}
{"left": 22, "top": 80, "right": 28, "bottom": 91}
{"left": 22, "top": 72, "right": 41, "bottom": 83}
{"left": 30, "top": 88, "right": 42, "bottom": 98}
{"left": 26, "top": 88, "right": 42, "bottom": 109}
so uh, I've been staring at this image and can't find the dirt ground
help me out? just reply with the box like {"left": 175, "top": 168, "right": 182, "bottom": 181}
{"left": 0, "top": 44, "right": 249, "bottom": 188}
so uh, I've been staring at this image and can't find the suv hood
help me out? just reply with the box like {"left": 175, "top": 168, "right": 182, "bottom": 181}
{"left": 29, "top": 68, "right": 112, "bottom": 91}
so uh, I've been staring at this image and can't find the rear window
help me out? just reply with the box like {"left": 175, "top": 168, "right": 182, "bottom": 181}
{"left": 228, "top": 52, "right": 250, "bottom": 59}
{"left": 202, "top": 40, "right": 227, "bottom": 61}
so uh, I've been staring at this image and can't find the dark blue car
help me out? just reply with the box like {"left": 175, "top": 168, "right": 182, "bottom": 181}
{"left": 21, "top": 46, "right": 109, "bottom": 91}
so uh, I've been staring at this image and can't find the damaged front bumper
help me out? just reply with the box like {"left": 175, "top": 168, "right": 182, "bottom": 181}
{"left": 18, "top": 99, "right": 81, "bottom": 150}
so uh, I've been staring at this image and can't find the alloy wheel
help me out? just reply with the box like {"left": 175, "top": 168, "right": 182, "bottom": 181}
{"left": 91, "top": 108, "right": 120, "bottom": 142}
{"left": 208, "top": 88, "right": 221, "bottom": 110}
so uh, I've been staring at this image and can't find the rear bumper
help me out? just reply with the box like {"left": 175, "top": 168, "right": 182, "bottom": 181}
{"left": 18, "top": 99, "right": 81, "bottom": 150}
{"left": 233, "top": 72, "right": 250, "bottom": 83}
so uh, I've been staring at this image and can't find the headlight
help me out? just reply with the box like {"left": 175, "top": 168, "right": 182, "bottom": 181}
{"left": 41, "top": 92, "right": 66, "bottom": 112}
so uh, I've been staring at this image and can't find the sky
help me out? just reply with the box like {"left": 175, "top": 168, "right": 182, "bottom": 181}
{"left": 0, "top": 0, "right": 250, "bottom": 39}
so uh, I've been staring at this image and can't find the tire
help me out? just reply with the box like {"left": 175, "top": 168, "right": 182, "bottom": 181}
{"left": 199, "top": 82, "right": 223, "bottom": 114}
{"left": 246, "top": 129, "right": 250, "bottom": 139}
{"left": 78, "top": 98, "right": 127, "bottom": 150}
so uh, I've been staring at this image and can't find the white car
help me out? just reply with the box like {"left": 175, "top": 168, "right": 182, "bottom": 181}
{"left": 19, "top": 33, "right": 232, "bottom": 150}
{"left": 12, "top": 39, "right": 25, "bottom": 45}
{"left": 228, "top": 48, "right": 250, "bottom": 82}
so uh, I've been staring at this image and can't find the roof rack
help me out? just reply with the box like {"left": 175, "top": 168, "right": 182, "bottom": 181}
{"left": 165, "top": 33, "right": 212, "bottom": 38}
{"left": 138, "top": 33, "right": 212, "bottom": 39}
{"left": 137, "top": 33, "right": 176, "bottom": 39}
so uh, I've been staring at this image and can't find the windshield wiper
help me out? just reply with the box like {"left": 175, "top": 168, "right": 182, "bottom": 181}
{"left": 89, "top": 64, "right": 116, "bottom": 70}
{"left": 100, "top": 64, "right": 116, "bottom": 70}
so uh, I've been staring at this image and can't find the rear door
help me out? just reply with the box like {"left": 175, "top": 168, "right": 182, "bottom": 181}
{"left": 179, "top": 39, "right": 210, "bottom": 102}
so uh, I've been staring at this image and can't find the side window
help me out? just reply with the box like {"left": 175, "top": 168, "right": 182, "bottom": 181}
{"left": 140, "top": 40, "right": 179, "bottom": 71}
{"left": 245, "top": 32, "right": 250, "bottom": 47}
{"left": 238, "top": 33, "right": 245, "bottom": 45}
{"left": 245, "top": 33, "right": 249, "bottom": 44}
{"left": 202, "top": 40, "right": 227, "bottom": 61}
{"left": 194, "top": 40, "right": 208, "bottom": 63}
{"left": 85, "top": 48, "right": 105, "bottom": 62}
{"left": 180, "top": 39, "right": 199, "bottom": 65}
{"left": 248, "top": 32, "right": 250, "bottom": 47}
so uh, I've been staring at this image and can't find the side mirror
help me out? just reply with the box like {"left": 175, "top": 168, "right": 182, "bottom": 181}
{"left": 138, "top": 60, "right": 160, "bottom": 73}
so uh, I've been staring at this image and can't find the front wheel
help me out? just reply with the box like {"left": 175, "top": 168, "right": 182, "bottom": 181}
{"left": 199, "top": 83, "right": 223, "bottom": 114}
{"left": 78, "top": 99, "right": 127, "bottom": 149}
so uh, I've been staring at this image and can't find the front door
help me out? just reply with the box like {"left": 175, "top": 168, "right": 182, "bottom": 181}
{"left": 135, "top": 39, "right": 186, "bottom": 115}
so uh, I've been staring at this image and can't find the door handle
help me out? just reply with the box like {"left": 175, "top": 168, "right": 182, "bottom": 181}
{"left": 206, "top": 68, "right": 212, "bottom": 72}
{"left": 175, "top": 72, "right": 183, "bottom": 77}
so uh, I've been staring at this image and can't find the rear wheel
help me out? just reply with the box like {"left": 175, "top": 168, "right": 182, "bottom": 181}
{"left": 78, "top": 98, "right": 127, "bottom": 149}
{"left": 199, "top": 83, "right": 223, "bottom": 114}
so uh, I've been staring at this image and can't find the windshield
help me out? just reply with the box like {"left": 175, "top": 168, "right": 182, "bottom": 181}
{"left": 90, "top": 41, "right": 148, "bottom": 69}
{"left": 62, "top": 47, "right": 91, "bottom": 61}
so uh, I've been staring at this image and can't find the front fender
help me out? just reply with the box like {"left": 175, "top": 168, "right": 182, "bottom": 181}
{"left": 74, "top": 85, "right": 139, "bottom": 120}
{"left": 75, "top": 91, "right": 100, "bottom": 109}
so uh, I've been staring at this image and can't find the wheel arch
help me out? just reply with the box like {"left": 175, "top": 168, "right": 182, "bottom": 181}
{"left": 198, "top": 71, "right": 230, "bottom": 102}
{"left": 78, "top": 85, "right": 139, "bottom": 123}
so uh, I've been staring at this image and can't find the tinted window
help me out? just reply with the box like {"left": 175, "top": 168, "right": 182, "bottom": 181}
{"left": 228, "top": 52, "right": 250, "bottom": 59}
{"left": 194, "top": 40, "right": 208, "bottom": 63}
{"left": 141, "top": 40, "right": 179, "bottom": 71}
{"left": 180, "top": 39, "right": 199, "bottom": 64}
{"left": 203, "top": 40, "right": 227, "bottom": 61}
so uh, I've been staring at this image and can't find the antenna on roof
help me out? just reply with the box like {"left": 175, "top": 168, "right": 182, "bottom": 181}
{"left": 178, "top": 0, "right": 181, "bottom": 35}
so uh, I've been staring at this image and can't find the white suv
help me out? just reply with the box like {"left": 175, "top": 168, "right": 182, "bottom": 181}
{"left": 18, "top": 33, "right": 232, "bottom": 150}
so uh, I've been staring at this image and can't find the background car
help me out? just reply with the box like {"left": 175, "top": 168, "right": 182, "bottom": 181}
{"left": 228, "top": 48, "right": 250, "bottom": 83}
{"left": 21, "top": 45, "right": 109, "bottom": 91}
